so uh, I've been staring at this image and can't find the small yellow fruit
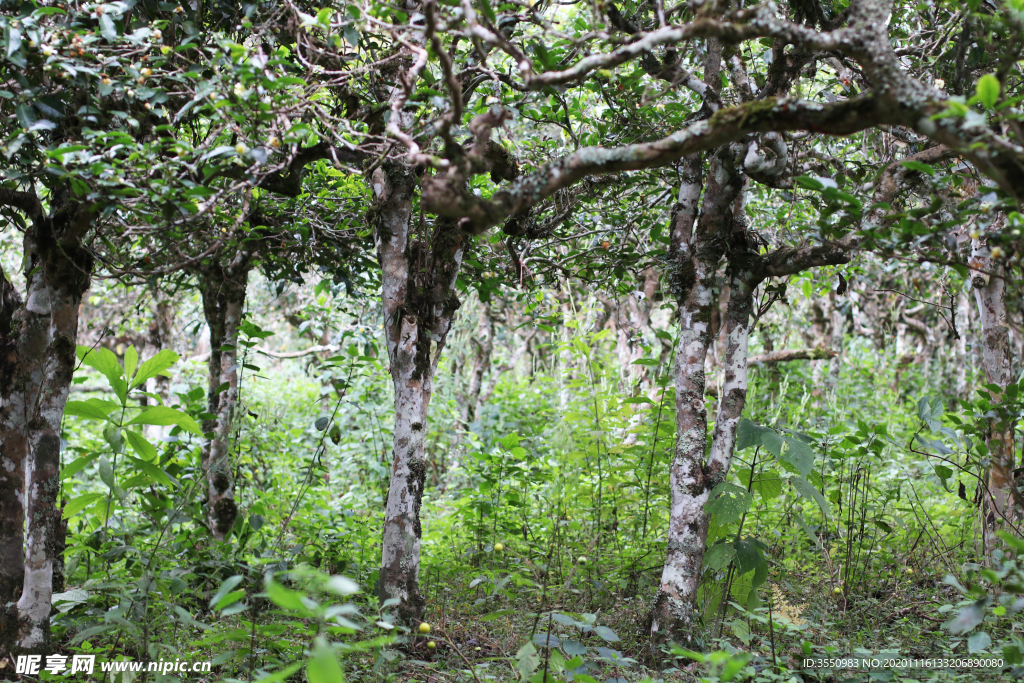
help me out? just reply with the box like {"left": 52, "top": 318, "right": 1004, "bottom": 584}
{"left": 474, "top": 647, "right": 482, "bottom": 651}
{"left": 101, "top": 77, "right": 111, "bottom": 85}
{"left": 419, "top": 622, "right": 430, "bottom": 634}
{"left": 427, "top": 641, "right": 436, "bottom": 649}
{"left": 141, "top": 68, "right": 152, "bottom": 77}
{"left": 601, "top": 241, "right": 611, "bottom": 250}
{"left": 905, "top": 567, "right": 914, "bottom": 574}
{"left": 235, "top": 143, "right": 247, "bottom": 154}
{"left": 494, "top": 542, "right": 504, "bottom": 552}
{"left": 268, "top": 136, "right": 280, "bottom": 148}
{"left": 577, "top": 556, "right": 588, "bottom": 565}
{"left": 991, "top": 246, "right": 1004, "bottom": 259}
{"left": 833, "top": 587, "right": 842, "bottom": 595}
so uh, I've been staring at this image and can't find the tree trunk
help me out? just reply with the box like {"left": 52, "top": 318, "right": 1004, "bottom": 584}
{"left": 461, "top": 302, "right": 493, "bottom": 426}
{"left": 199, "top": 255, "right": 250, "bottom": 542}
{"left": 0, "top": 266, "right": 26, "bottom": 657}
{"left": 143, "top": 296, "right": 175, "bottom": 441}
{"left": 1, "top": 208, "right": 93, "bottom": 654}
{"left": 650, "top": 150, "right": 736, "bottom": 646}
{"left": 374, "top": 161, "right": 465, "bottom": 623}
{"left": 971, "top": 250, "right": 1016, "bottom": 554}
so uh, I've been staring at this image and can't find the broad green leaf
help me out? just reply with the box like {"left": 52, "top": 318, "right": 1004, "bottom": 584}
{"left": 480, "top": 609, "right": 515, "bottom": 621}
{"left": 706, "top": 483, "right": 751, "bottom": 525}
{"left": 64, "top": 399, "right": 118, "bottom": 421}
{"left": 736, "top": 418, "right": 770, "bottom": 450}
{"left": 124, "top": 429, "right": 158, "bottom": 462}
{"left": 61, "top": 454, "right": 99, "bottom": 481}
{"left": 790, "top": 476, "right": 831, "bottom": 518}
{"left": 266, "top": 579, "right": 307, "bottom": 612}
{"left": 733, "top": 537, "right": 766, "bottom": 575}
{"left": 98, "top": 456, "right": 116, "bottom": 489}
{"left": 306, "top": 642, "right": 343, "bottom": 683}
{"left": 899, "top": 159, "right": 936, "bottom": 176}
{"left": 77, "top": 346, "right": 127, "bottom": 404}
{"left": 760, "top": 431, "right": 784, "bottom": 458}
{"left": 778, "top": 436, "right": 814, "bottom": 477}
{"left": 975, "top": 73, "right": 1000, "bottom": 108}
{"left": 517, "top": 642, "right": 540, "bottom": 680}
{"left": 704, "top": 541, "right": 736, "bottom": 571}
{"left": 751, "top": 470, "right": 783, "bottom": 500}
{"left": 325, "top": 576, "right": 359, "bottom": 596}
{"left": 123, "top": 346, "right": 138, "bottom": 382}
{"left": 130, "top": 349, "right": 179, "bottom": 390}
{"left": 63, "top": 493, "right": 104, "bottom": 519}
{"left": 944, "top": 599, "right": 988, "bottom": 634}
{"left": 127, "top": 406, "right": 201, "bottom": 435}
{"left": 593, "top": 625, "right": 619, "bottom": 642}
{"left": 126, "top": 456, "right": 173, "bottom": 488}
{"left": 968, "top": 631, "right": 991, "bottom": 653}
{"left": 210, "top": 575, "right": 244, "bottom": 609}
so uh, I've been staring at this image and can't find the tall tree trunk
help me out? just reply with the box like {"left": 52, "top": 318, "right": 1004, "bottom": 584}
{"left": 0, "top": 266, "right": 26, "bottom": 656}
{"left": 374, "top": 161, "right": 465, "bottom": 623}
{"left": 1, "top": 206, "right": 93, "bottom": 654}
{"left": 199, "top": 254, "right": 251, "bottom": 541}
{"left": 462, "top": 302, "right": 494, "bottom": 426}
{"left": 143, "top": 296, "right": 175, "bottom": 441}
{"left": 971, "top": 246, "right": 1016, "bottom": 554}
{"left": 650, "top": 149, "right": 736, "bottom": 645}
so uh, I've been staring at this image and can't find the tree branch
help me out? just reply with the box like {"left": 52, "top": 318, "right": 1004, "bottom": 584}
{"left": 424, "top": 95, "right": 894, "bottom": 234}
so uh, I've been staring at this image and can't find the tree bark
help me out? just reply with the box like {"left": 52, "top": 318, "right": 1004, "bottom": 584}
{"left": 0, "top": 205, "right": 93, "bottom": 654}
{"left": 650, "top": 149, "right": 738, "bottom": 646}
{"left": 971, "top": 248, "right": 1016, "bottom": 554}
{"left": 374, "top": 161, "right": 465, "bottom": 624}
{"left": 199, "top": 254, "right": 251, "bottom": 542}
{"left": 143, "top": 296, "right": 175, "bottom": 441}
{"left": 462, "top": 302, "right": 494, "bottom": 426}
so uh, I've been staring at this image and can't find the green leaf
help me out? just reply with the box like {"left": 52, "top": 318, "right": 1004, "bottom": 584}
{"left": 593, "top": 625, "right": 619, "bottom": 642}
{"left": 967, "top": 631, "right": 991, "bottom": 653}
{"left": 899, "top": 160, "right": 936, "bottom": 176}
{"left": 99, "top": 13, "right": 117, "bottom": 40}
{"left": 61, "top": 454, "right": 99, "bottom": 481}
{"left": 130, "top": 349, "right": 179, "bottom": 390}
{"left": 98, "top": 456, "right": 116, "bottom": 489}
{"left": 706, "top": 483, "right": 752, "bottom": 525}
{"left": 778, "top": 436, "right": 815, "bottom": 477}
{"left": 703, "top": 541, "right": 736, "bottom": 571}
{"left": 126, "top": 456, "right": 173, "bottom": 488}
{"left": 124, "top": 429, "right": 158, "bottom": 462}
{"left": 944, "top": 599, "right": 988, "bottom": 634}
{"left": 736, "top": 419, "right": 770, "bottom": 450}
{"left": 64, "top": 399, "right": 118, "bottom": 421}
{"left": 210, "top": 575, "right": 244, "bottom": 609}
{"left": 325, "top": 576, "right": 360, "bottom": 595}
{"left": 266, "top": 579, "right": 307, "bottom": 612}
{"left": 253, "top": 663, "right": 302, "bottom": 683}
{"left": 62, "top": 493, "right": 104, "bottom": 519}
{"left": 77, "top": 346, "right": 127, "bottom": 404}
{"left": 516, "top": 642, "right": 540, "bottom": 680}
{"left": 480, "top": 609, "right": 516, "bottom": 621}
{"left": 127, "top": 406, "right": 201, "bottom": 435}
{"left": 752, "top": 470, "right": 783, "bottom": 500}
{"left": 306, "top": 642, "right": 343, "bottom": 683}
{"left": 760, "top": 431, "right": 784, "bottom": 458}
{"left": 975, "top": 74, "right": 1000, "bottom": 109}
{"left": 123, "top": 346, "right": 138, "bottom": 382}
{"left": 791, "top": 476, "right": 831, "bottom": 518}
